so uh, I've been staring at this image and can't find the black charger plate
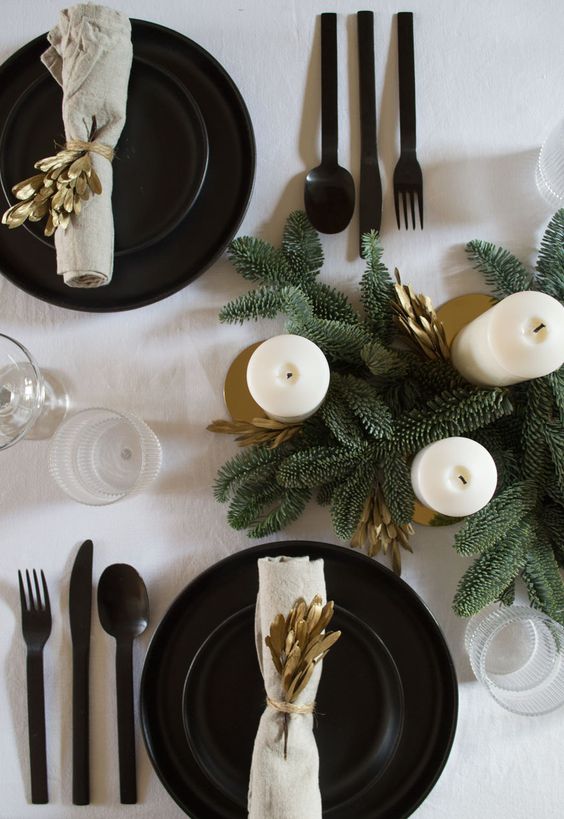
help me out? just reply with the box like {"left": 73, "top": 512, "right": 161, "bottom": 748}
{"left": 182, "top": 604, "right": 405, "bottom": 812}
{"left": 140, "top": 542, "right": 458, "bottom": 819}
{"left": 0, "top": 20, "right": 255, "bottom": 311}
{"left": 0, "top": 56, "right": 209, "bottom": 256}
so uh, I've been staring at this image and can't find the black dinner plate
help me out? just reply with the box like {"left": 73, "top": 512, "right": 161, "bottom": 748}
{"left": 0, "top": 55, "right": 209, "bottom": 256}
{"left": 140, "top": 542, "right": 458, "bottom": 819}
{"left": 0, "top": 19, "right": 255, "bottom": 311}
{"left": 182, "top": 604, "right": 404, "bottom": 812}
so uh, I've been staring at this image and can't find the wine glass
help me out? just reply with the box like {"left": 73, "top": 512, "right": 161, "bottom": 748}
{"left": 536, "top": 116, "right": 564, "bottom": 208}
{"left": 0, "top": 333, "right": 68, "bottom": 450}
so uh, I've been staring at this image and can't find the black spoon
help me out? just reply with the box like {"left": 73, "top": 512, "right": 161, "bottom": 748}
{"left": 98, "top": 564, "right": 149, "bottom": 804}
{"left": 304, "top": 12, "right": 355, "bottom": 234}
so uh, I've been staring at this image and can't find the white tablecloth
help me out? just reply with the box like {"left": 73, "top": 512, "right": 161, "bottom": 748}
{"left": 1, "top": 0, "right": 562, "bottom": 817}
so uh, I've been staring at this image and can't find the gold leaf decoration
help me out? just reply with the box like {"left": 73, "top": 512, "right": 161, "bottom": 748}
{"left": 2, "top": 145, "right": 102, "bottom": 237}
{"left": 207, "top": 417, "right": 302, "bottom": 449}
{"left": 351, "top": 484, "right": 414, "bottom": 574}
{"left": 266, "top": 595, "right": 341, "bottom": 758}
{"left": 392, "top": 268, "right": 450, "bottom": 361}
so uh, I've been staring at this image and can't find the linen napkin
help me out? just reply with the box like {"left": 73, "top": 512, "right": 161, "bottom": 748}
{"left": 41, "top": 4, "right": 132, "bottom": 287}
{"left": 248, "top": 556, "right": 326, "bottom": 819}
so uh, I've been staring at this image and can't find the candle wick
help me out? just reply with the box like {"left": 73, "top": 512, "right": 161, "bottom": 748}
{"left": 286, "top": 372, "right": 293, "bottom": 380}
{"left": 533, "top": 322, "right": 546, "bottom": 334}
{"left": 458, "top": 475, "right": 468, "bottom": 485}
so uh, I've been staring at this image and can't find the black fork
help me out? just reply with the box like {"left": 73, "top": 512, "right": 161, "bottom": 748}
{"left": 393, "top": 12, "right": 424, "bottom": 229}
{"left": 18, "top": 569, "right": 52, "bottom": 804}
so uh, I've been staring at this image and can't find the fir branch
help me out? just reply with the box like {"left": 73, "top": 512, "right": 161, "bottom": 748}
{"left": 277, "top": 444, "right": 374, "bottom": 488}
{"left": 544, "top": 503, "right": 564, "bottom": 567}
{"left": 535, "top": 209, "right": 564, "bottom": 300}
{"left": 360, "top": 230, "right": 395, "bottom": 341}
{"left": 247, "top": 487, "right": 312, "bottom": 539}
{"left": 330, "top": 461, "right": 376, "bottom": 540}
{"left": 545, "top": 422, "right": 564, "bottom": 494}
{"left": 227, "top": 236, "right": 295, "bottom": 286}
{"left": 333, "top": 373, "right": 393, "bottom": 439}
{"left": 547, "top": 368, "right": 564, "bottom": 420}
{"left": 522, "top": 377, "right": 555, "bottom": 485}
{"left": 219, "top": 286, "right": 286, "bottom": 323}
{"left": 316, "top": 479, "right": 341, "bottom": 507}
{"left": 361, "top": 340, "right": 413, "bottom": 381}
{"left": 393, "top": 387, "right": 513, "bottom": 454}
{"left": 302, "top": 280, "right": 359, "bottom": 323}
{"left": 465, "top": 239, "right": 533, "bottom": 297}
{"left": 281, "top": 210, "right": 323, "bottom": 280}
{"left": 379, "top": 451, "right": 415, "bottom": 526}
{"left": 411, "top": 358, "right": 466, "bottom": 395}
{"left": 319, "top": 378, "right": 365, "bottom": 447}
{"left": 227, "top": 474, "right": 283, "bottom": 529}
{"left": 286, "top": 312, "right": 371, "bottom": 366}
{"left": 498, "top": 582, "right": 516, "bottom": 607}
{"left": 453, "top": 481, "right": 538, "bottom": 556}
{"left": 214, "top": 446, "right": 283, "bottom": 502}
{"left": 522, "top": 537, "right": 564, "bottom": 625}
{"left": 452, "top": 524, "right": 530, "bottom": 617}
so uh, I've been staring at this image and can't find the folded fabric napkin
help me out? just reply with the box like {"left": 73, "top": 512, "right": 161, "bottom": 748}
{"left": 249, "top": 556, "right": 326, "bottom": 819}
{"left": 41, "top": 3, "right": 132, "bottom": 287}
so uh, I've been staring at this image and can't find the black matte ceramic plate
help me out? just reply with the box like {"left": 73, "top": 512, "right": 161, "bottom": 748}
{"left": 140, "top": 542, "right": 458, "bottom": 819}
{"left": 0, "top": 19, "right": 255, "bottom": 311}
{"left": 182, "top": 604, "right": 404, "bottom": 812}
{"left": 0, "top": 56, "right": 209, "bottom": 256}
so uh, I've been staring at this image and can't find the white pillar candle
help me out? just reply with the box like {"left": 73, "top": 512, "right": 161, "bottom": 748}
{"left": 411, "top": 437, "right": 497, "bottom": 517}
{"left": 451, "top": 291, "right": 564, "bottom": 387}
{"left": 246, "top": 334, "right": 330, "bottom": 423}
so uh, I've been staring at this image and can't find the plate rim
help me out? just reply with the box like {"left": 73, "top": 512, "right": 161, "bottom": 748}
{"left": 140, "top": 540, "right": 458, "bottom": 819}
{"left": 0, "top": 53, "right": 210, "bottom": 257}
{"left": 0, "top": 17, "right": 256, "bottom": 312}
{"left": 180, "top": 601, "right": 406, "bottom": 812}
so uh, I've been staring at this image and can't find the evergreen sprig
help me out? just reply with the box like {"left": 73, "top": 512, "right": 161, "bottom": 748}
{"left": 212, "top": 209, "right": 564, "bottom": 625}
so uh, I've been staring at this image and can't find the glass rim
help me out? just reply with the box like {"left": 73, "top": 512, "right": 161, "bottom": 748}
{"left": 0, "top": 332, "right": 45, "bottom": 450}
{"left": 48, "top": 407, "right": 162, "bottom": 505}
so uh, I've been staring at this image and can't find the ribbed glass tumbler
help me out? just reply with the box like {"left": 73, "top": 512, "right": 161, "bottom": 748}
{"left": 465, "top": 605, "right": 564, "bottom": 715}
{"left": 536, "top": 116, "right": 564, "bottom": 208}
{"left": 49, "top": 408, "right": 162, "bottom": 505}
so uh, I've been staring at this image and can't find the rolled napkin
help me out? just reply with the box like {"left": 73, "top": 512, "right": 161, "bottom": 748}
{"left": 249, "top": 556, "right": 329, "bottom": 819}
{"left": 41, "top": 4, "right": 132, "bottom": 287}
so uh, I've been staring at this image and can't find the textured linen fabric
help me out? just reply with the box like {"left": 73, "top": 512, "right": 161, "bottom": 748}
{"left": 41, "top": 4, "right": 132, "bottom": 287}
{"left": 248, "top": 556, "right": 326, "bottom": 819}
{"left": 1, "top": 1, "right": 564, "bottom": 818}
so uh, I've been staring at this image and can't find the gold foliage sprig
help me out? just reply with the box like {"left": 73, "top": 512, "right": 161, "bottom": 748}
{"left": 2, "top": 147, "right": 102, "bottom": 237}
{"left": 351, "top": 484, "right": 414, "bottom": 574}
{"left": 207, "top": 417, "right": 302, "bottom": 449}
{"left": 392, "top": 268, "right": 450, "bottom": 361}
{"left": 266, "top": 595, "right": 341, "bottom": 757}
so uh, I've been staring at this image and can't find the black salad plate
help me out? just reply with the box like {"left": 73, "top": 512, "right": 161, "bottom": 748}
{"left": 0, "top": 19, "right": 255, "bottom": 311}
{"left": 182, "top": 604, "right": 404, "bottom": 812}
{"left": 0, "top": 56, "right": 209, "bottom": 257}
{"left": 140, "top": 542, "right": 458, "bottom": 819}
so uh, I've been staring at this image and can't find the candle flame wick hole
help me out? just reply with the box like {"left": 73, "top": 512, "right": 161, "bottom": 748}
{"left": 286, "top": 372, "right": 293, "bottom": 380}
{"left": 533, "top": 322, "right": 546, "bottom": 334}
{"left": 458, "top": 474, "right": 468, "bottom": 485}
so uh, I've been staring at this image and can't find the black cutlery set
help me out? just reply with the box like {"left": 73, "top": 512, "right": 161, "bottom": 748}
{"left": 18, "top": 540, "right": 149, "bottom": 805}
{"left": 305, "top": 11, "right": 423, "bottom": 252}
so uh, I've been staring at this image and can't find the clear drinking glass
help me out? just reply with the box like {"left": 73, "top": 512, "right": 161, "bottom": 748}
{"left": 0, "top": 333, "right": 68, "bottom": 450}
{"left": 465, "top": 605, "right": 564, "bottom": 715}
{"left": 536, "top": 116, "right": 564, "bottom": 208}
{"left": 48, "top": 408, "right": 162, "bottom": 505}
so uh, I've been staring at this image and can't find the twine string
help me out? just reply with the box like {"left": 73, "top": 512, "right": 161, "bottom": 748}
{"left": 65, "top": 139, "right": 114, "bottom": 162}
{"left": 267, "top": 696, "right": 316, "bottom": 759}
{"left": 266, "top": 696, "right": 315, "bottom": 715}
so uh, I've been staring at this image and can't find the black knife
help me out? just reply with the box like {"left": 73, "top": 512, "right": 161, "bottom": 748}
{"left": 69, "top": 539, "right": 93, "bottom": 805}
{"left": 358, "top": 10, "right": 382, "bottom": 253}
